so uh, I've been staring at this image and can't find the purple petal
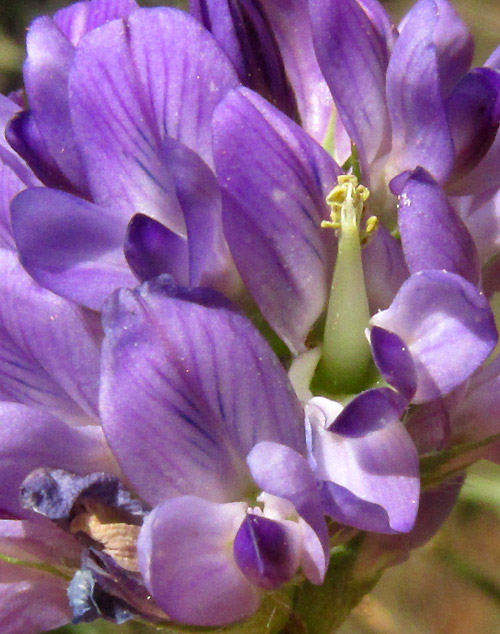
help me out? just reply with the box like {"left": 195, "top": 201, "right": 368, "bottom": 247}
{"left": 446, "top": 68, "right": 500, "bottom": 182}
{"left": 11, "top": 187, "right": 136, "bottom": 310}
{"left": 0, "top": 519, "right": 79, "bottom": 567}
{"left": 6, "top": 111, "right": 76, "bottom": 192}
{"left": 138, "top": 496, "right": 258, "bottom": 626}
{"left": 100, "top": 277, "right": 305, "bottom": 507}
{"left": 370, "top": 270, "right": 498, "bottom": 402}
{"left": 234, "top": 514, "right": 299, "bottom": 590}
{"left": 396, "top": 167, "right": 480, "bottom": 285}
{"left": 386, "top": 0, "right": 454, "bottom": 182}
{"left": 306, "top": 391, "right": 419, "bottom": 533}
{"left": 247, "top": 441, "right": 329, "bottom": 584}
{"left": 0, "top": 249, "right": 101, "bottom": 422}
{"left": 161, "top": 138, "right": 239, "bottom": 295}
{"left": 362, "top": 223, "right": 409, "bottom": 312}
{"left": 213, "top": 87, "right": 340, "bottom": 352}
{"left": 54, "top": 0, "right": 139, "bottom": 45}
{"left": 405, "top": 399, "right": 451, "bottom": 454}
{"left": 68, "top": 8, "right": 238, "bottom": 229}
{"left": 426, "top": 0, "right": 474, "bottom": 97}
{"left": 0, "top": 95, "right": 39, "bottom": 190}
{"left": 124, "top": 214, "right": 189, "bottom": 285}
{"left": 24, "top": 17, "right": 88, "bottom": 193}
{"left": 370, "top": 327, "right": 417, "bottom": 401}
{"left": 309, "top": 0, "right": 392, "bottom": 168}
{"left": 259, "top": 0, "right": 335, "bottom": 142}
{"left": 0, "top": 403, "right": 115, "bottom": 519}
{"left": 0, "top": 558, "right": 71, "bottom": 634}
{"left": 191, "top": 0, "right": 298, "bottom": 121}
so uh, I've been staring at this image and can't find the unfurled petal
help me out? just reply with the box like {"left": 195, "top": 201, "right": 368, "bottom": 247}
{"left": 0, "top": 403, "right": 115, "bottom": 518}
{"left": 396, "top": 168, "right": 480, "bottom": 285}
{"left": 370, "top": 271, "right": 498, "bottom": 402}
{"left": 247, "top": 441, "right": 329, "bottom": 583}
{"left": 125, "top": 214, "right": 189, "bottom": 284}
{"left": 214, "top": 87, "right": 340, "bottom": 352}
{"left": 307, "top": 390, "right": 419, "bottom": 533}
{"left": 386, "top": 0, "right": 454, "bottom": 182}
{"left": 456, "top": 187, "right": 500, "bottom": 262}
{"left": 0, "top": 249, "right": 100, "bottom": 422}
{"left": 310, "top": 0, "right": 392, "bottom": 168}
{"left": 69, "top": 8, "right": 238, "bottom": 230}
{"left": 138, "top": 496, "right": 257, "bottom": 626}
{"left": 11, "top": 187, "right": 136, "bottom": 310}
{"left": 446, "top": 68, "right": 500, "bottom": 182}
{"left": 101, "top": 277, "right": 305, "bottom": 506}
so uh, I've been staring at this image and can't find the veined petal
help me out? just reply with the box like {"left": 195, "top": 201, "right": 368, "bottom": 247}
{"left": 370, "top": 271, "right": 498, "bottom": 402}
{"left": 138, "top": 496, "right": 257, "bottom": 626}
{"left": 396, "top": 167, "right": 480, "bottom": 285}
{"left": 213, "top": 87, "right": 340, "bottom": 352}
{"left": 386, "top": 0, "right": 454, "bottom": 182}
{"left": 309, "top": 0, "right": 392, "bottom": 168}
{"left": 0, "top": 403, "right": 115, "bottom": 519}
{"left": 100, "top": 277, "right": 305, "bottom": 507}
{"left": 11, "top": 187, "right": 136, "bottom": 310}
{"left": 69, "top": 8, "right": 239, "bottom": 231}
{"left": 0, "top": 249, "right": 100, "bottom": 422}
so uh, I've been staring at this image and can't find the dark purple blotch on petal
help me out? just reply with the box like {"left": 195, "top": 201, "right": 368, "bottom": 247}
{"left": 446, "top": 67, "right": 500, "bottom": 182}
{"left": 331, "top": 387, "right": 408, "bottom": 437}
{"left": 234, "top": 514, "right": 294, "bottom": 590}
{"left": 124, "top": 214, "right": 189, "bottom": 284}
{"left": 370, "top": 327, "right": 417, "bottom": 401}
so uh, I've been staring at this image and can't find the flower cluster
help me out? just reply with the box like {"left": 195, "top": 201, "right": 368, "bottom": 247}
{"left": 0, "top": 0, "right": 499, "bottom": 633}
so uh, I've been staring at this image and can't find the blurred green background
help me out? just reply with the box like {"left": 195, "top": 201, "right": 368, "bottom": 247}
{"left": 1, "top": 0, "right": 500, "bottom": 632}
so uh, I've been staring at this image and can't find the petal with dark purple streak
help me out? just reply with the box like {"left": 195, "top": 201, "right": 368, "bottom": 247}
{"left": 69, "top": 8, "right": 238, "bottom": 233}
{"left": 100, "top": 277, "right": 305, "bottom": 507}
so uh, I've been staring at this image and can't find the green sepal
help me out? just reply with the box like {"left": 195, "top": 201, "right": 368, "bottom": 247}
{"left": 420, "top": 432, "right": 500, "bottom": 489}
{"left": 283, "top": 536, "right": 381, "bottom": 634}
{"left": 0, "top": 551, "right": 72, "bottom": 581}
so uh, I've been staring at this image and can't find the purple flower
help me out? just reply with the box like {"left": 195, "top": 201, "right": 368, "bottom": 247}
{"left": 9, "top": 3, "right": 243, "bottom": 310}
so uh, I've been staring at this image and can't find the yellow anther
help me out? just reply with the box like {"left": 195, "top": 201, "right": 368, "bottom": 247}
{"left": 321, "top": 174, "right": 370, "bottom": 231}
